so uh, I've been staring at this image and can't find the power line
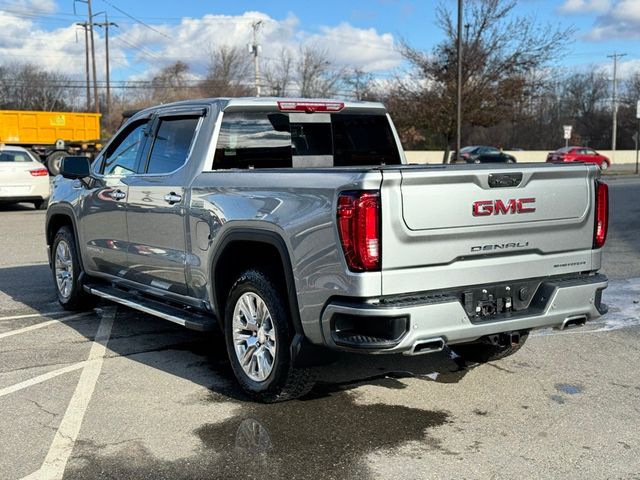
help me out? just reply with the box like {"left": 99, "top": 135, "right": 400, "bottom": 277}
{"left": 99, "top": 0, "right": 171, "bottom": 40}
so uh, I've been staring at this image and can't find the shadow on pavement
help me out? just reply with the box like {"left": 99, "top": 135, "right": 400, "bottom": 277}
{"left": 2, "top": 263, "right": 476, "bottom": 479}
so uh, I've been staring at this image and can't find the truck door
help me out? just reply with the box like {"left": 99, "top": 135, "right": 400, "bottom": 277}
{"left": 125, "top": 112, "right": 202, "bottom": 296}
{"left": 78, "top": 118, "right": 150, "bottom": 278}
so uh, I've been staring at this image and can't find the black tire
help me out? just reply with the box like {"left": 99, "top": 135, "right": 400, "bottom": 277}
{"left": 46, "top": 151, "right": 66, "bottom": 176}
{"left": 33, "top": 199, "right": 47, "bottom": 210}
{"left": 224, "top": 269, "right": 315, "bottom": 403}
{"left": 51, "top": 226, "right": 96, "bottom": 311}
{"left": 451, "top": 332, "right": 529, "bottom": 363}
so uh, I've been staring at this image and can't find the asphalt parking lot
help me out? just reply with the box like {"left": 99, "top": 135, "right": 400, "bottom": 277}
{"left": 1, "top": 176, "right": 639, "bottom": 480}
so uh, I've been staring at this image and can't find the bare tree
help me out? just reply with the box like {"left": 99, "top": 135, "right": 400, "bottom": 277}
{"left": 202, "top": 45, "right": 252, "bottom": 97}
{"left": 262, "top": 48, "right": 293, "bottom": 96}
{"left": 151, "top": 61, "right": 197, "bottom": 103}
{"left": 344, "top": 68, "right": 378, "bottom": 101}
{"left": 0, "top": 63, "right": 71, "bottom": 111}
{"left": 393, "top": 0, "right": 572, "bottom": 161}
{"left": 295, "top": 46, "right": 345, "bottom": 98}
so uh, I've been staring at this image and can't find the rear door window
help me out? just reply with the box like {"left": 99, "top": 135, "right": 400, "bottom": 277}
{"left": 213, "top": 111, "right": 400, "bottom": 169}
{"left": 144, "top": 116, "right": 200, "bottom": 174}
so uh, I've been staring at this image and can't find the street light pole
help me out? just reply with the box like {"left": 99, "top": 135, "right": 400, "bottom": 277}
{"left": 456, "top": 0, "right": 463, "bottom": 163}
{"left": 250, "top": 21, "right": 263, "bottom": 97}
{"left": 608, "top": 51, "right": 626, "bottom": 163}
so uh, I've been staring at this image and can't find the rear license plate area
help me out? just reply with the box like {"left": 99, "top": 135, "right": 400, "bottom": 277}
{"left": 462, "top": 280, "right": 542, "bottom": 321}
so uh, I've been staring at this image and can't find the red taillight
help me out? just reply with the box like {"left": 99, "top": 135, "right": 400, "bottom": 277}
{"left": 593, "top": 180, "right": 608, "bottom": 249}
{"left": 29, "top": 168, "right": 49, "bottom": 177}
{"left": 337, "top": 191, "right": 380, "bottom": 272}
{"left": 277, "top": 101, "right": 344, "bottom": 113}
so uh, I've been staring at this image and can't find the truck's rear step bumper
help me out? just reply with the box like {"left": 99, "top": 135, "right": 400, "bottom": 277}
{"left": 320, "top": 274, "right": 608, "bottom": 354}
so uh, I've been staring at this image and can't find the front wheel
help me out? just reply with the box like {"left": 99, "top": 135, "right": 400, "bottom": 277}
{"left": 224, "top": 269, "right": 315, "bottom": 402}
{"left": 599, "top": 161, "right": 609, "bottom": 171}
{"left": 51, "top": 226, "right": 95, "bottom": 310}
{"left": 451, "top": 332, "right": 529, "bottom": 363}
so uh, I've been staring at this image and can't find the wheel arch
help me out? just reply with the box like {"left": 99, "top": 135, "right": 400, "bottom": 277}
{"left": 210, "top": 228, "right": 302, "bottom": 336}
{"left": 46, "top": 206, "right": 85, "bottom": 271}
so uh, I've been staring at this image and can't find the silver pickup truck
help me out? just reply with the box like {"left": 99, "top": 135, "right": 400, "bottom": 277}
{"left": 46, "top": 98, "right": 609, "bottom": 402}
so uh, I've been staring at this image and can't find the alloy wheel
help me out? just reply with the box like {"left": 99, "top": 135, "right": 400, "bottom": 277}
{"left": 54, "top": 240, "right": 74, "bottom": 299}
{"left": 232, "top": 292, "right": 277, "bottom": 382}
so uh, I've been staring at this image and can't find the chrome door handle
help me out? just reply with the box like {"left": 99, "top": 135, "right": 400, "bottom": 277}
{"left": 163, "top": 192, "right": 182, "bottom": 204}
{"left": 109, "top": 189, "right": 126, "bottom": 200}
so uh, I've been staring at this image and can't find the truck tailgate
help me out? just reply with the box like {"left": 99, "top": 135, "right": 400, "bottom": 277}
{"left": 380, "top": 164, "right": 599, "bottom": 296}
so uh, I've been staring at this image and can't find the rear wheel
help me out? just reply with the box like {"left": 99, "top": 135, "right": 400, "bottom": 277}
{"left": 51, "top": 226, "right": 95, "bottom": 310}
{"left": 46, "top": 151, "right": 66, "bottom": 176}
{"left": 33, "top": 199, "right": 47, "bottom": 210}
{"left": 224, "top": 269, "right": 315, "bottom": 402}
{"left": 451, "top": 332, "right": 529, "bottom": 363}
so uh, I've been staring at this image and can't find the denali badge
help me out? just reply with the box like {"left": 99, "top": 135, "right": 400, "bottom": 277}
{"left": 472, "top": 198, "right": 536, "bottom": 216}
{"left": 471, "top": 242, "right": 529, "bottom": 252}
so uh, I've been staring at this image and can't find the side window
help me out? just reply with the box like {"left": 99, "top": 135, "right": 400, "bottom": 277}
{"left": 213, "top": 112, "right": 292, "bottom": 169}
{"left": 102, "top": 121, "right": 148, "bottom": 176}
{"left": 145, "top": 116, "right": 200, "bottom": 174}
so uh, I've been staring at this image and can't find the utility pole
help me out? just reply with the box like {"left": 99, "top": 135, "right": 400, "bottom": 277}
{"left": 455, "top": 0, "right": 463, "bottom": 163}
{"left": 608, "top": 51, "right": 626, "bottom": 163}
{"left": 250, "top": 21, "right": 263, "bottom": 97}
{"left": 76, "top": 22, "right": 91, "bottom": 110}
{"left": 95, "top": 14, "right": 117, "bottom": 114}
{"left": 86, "top": 0, "right": 99, "bottom": 113}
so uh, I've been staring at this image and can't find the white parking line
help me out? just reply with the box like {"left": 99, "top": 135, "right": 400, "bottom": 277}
{"left": 20, "top": 308, "right": 115, "bottom": 480}
{"left": 0, "top": 363, "right": 86, "bottom": 398}
{"left": 0, "top": 313, "right": 92, "bottom": 339}
{"left": 0, "top": 312, "right": 65, "bottom": 323}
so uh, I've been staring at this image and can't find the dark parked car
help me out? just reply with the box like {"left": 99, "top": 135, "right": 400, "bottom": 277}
{"left": 546, "top": 147, "right": 610, "bottom": 170}
{"left": 450, "top": 146, "right": 517, "bottom": 164}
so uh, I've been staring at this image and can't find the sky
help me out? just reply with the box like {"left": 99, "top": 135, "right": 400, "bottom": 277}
{"left": 0, "top": 0, "right": 638, "bottom": 85}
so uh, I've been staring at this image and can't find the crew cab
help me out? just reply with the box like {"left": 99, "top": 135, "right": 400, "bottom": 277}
{"left": 46, "top": 98, "right": 609, "bottom": 402}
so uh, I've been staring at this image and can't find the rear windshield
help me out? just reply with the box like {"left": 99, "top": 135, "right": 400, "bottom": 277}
{"left": 213, "top": 111, "right": 401, "bottom": 169}
{"left": 0, "top": 151, "right": 33, "bottom": 162}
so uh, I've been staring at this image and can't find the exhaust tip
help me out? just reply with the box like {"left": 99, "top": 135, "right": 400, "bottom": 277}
{"left": 406, "top": 338, "right": 445, "bottom": 356}
{"left": 561, "top": 315, "right": 587, "bottom": 330}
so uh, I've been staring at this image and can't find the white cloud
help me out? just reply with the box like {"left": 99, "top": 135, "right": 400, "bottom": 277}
{"left": 3, "top": 0, "right": 57, "bottom": 13}
{"left": 584, "top": 0, "right": 640, "bottom": 39}
{"left": 117, "top": 12, "right": 402, "bottom": 78}
{"left": 0, "top": 11, "right": 128, "bottom": 78}
{"left": 559, "top": 0, "right": 611, "bottom": 14}
{"left": 0, "top": 4, "right": 401, "bottom": 87}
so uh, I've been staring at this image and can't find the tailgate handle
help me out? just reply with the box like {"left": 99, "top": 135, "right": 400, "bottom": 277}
{"left": 488, "top": 173, "right": 523, "bottom": 188}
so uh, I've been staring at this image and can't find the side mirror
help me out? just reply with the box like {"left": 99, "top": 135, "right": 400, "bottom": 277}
{"left": 60, "top": 156, "right": 91, "bottom": 179}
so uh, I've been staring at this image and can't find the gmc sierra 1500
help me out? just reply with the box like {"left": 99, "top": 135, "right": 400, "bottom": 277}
{"left": 46, "top": 98, "right": 608, "bottom": 402}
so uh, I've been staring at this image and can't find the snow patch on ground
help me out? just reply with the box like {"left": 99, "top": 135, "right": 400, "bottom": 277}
{"left": 535, "top": 277, "right": 640, "bottom": 336}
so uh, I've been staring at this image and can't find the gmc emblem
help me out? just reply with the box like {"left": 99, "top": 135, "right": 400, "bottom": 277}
{"left": 472, "top": 198, "right": 536, "bottom": 216}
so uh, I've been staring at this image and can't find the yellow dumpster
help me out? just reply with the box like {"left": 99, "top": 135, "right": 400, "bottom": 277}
{"left": 0, "top": 110, "right": 101, "bottom": 145}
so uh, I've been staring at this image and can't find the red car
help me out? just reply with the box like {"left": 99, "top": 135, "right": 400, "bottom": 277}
{"left": 546, "top": 147, "right": 610, "bottom": 170}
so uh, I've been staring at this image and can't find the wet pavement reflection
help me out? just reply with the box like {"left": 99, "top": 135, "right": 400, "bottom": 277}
{"left": 63, "top": 308, "right": 479, "bottom": 480}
